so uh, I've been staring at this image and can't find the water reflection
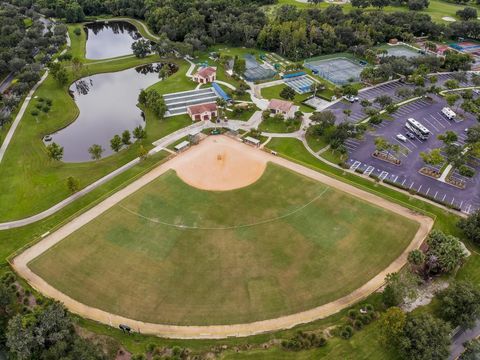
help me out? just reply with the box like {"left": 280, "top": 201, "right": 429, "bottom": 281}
{"left": 85, "top": 21, "right": 142, "bottom": 60}
{"left": 47, "top": 63, "right": 178, "bottom": 163}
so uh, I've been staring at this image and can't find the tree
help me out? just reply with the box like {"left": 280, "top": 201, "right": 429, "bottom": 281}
{"left": 88, "top": 144, "right": 104, "bottom": 160}
{"left": 457, "top": 7, "right": 478, "bottom": 20}
{"left": 408, "top": 0, "right": 429, "bottom": 10}
{"left": 144, "top": 90, "right": 167, "bottom": 119}
{"left": 343, "top": 109, "right": 352, "bottom": 121}
{"left": 458, "top": 210, "right": 480, "bottom": 246}
{"left": 131, "top": 39, "right": 151, "bottom": 58}
{"left": 138, "top": 145, "right": 149, "bottom": 160}
{"left": 426, "top": 230, "right": 467, "bottom": 274}
{"left": 66, "top": 176, "right": 80, "bottom": 193}
{"left": 396, "top": 87, "right": 413, "bottom": 99}
{"left": 46, "top": 142, "right": 63, "bottom": 161}
{"left": 110, "top": 135, "right": 122, "bottom": 152}
{"left": 398, "top": 313, "right": 450, "bottom": 360}
{"left": 460, "top": 339, "right": 480, "bottom": 359}
{"left": 437, "top": 281, "right": 480, "bottom": 328}
{"left": 133, "top": 126, "right": 147, "bottom": 141}
{"left": 122, "top": 130, "right": 131, "bottom": 146}
{"left": 216, "top": 97, "right": 227, "bottom": 119}
{"left": 382, "top": 271, "right": 419, "bottom": 307}
{"left": 408, "top": 249, "right": 426, "bottom": 267}
{"left": 52, "top": 67, "right": 69, "bottom": 86}
{"left": 375, "top": 137, "right": 400, "bottom": 160}
{"left": 233, "top": 57, "right": 246, "bottom": 75}
{"left": 342, "top": 84, "right": 358, "bottom": 97}
{"left": 379, "top": 307, "right": 406, "bottom": 348}
{"left": 374, "top": 94, "right": 393, "bottom": 108}
{"left": 280, "top": 86, "right": 296, "bottom": 100}
{"left": 420, "top": 148, "right": 444, "bottom": 166}
{"left": 438, "top": 130, "right": 458, "bottom": 145}
{"left": 446, "top": 93, "right": 461, "bottom": 110}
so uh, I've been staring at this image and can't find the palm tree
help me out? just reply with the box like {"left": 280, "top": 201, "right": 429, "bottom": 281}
{"left": 216, "top": 98, "right": 228, "bottom": 120}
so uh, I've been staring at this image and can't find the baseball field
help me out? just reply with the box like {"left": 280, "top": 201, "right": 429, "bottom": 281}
{"left": 27, "top": 146, "right": 420, "bottom": 326}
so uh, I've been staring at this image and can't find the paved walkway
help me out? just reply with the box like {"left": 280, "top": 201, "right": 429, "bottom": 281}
{"left": 12, "top": 136, "right": 433, "bottom": 339}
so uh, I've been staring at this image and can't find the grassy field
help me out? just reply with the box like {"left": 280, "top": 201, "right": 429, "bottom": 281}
{"left": 258, "top": 117, "right": 301, "bottom": 133}
{"left": 276, "top": 0, "right": 478, "bottom": 23}
{"left": 29, "top": 163, "right": 418, "bottom": 325}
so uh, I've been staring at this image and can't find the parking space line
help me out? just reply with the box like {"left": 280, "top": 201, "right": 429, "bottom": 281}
{"left": 402, "top": 179, "right": 406, "bottom": 186}
{"left": 426, "top": 187, "right": 430, "bottom": 196}
{"left": 379, "top": 171, "right": 389, "bottom": 180}
{"left": 466, "top": 204, "right": 472, "bottom": 214}
{"left": 394, "top": 139, "right": 412, "bottom": 153}
{"left": 409, "top": 182, "right": 414, "bottom": 189}
{"left": 430, "top": 114, "right": 446, "bottom": 128}
{"left": 422, "top": 117, "right": 439, "bottom": 132}
{"left": 460, "top": 201, "right": 463, "bottom": 208}
{"left": 417, "top": 185, "right": 422, "bottom": 193}
{"left": 364, "top": 166, "right": 375, "bottom": 176}
{"left": 394, "top": 175, "right": 398, "bottom": 182}
{"left": 451, "top": 197, "right": 455, "bottom": 205}
{"left": 442, "top": 194, "right": 446, "bottom": 201}
{"left": 350, "top": 160, "right": 361, "bottom": 171}
{"left": 434, "top": 191, "right": 438, "bottom": 199}
{"left": 406, "top": 138, "right": 417, "bottom": 148}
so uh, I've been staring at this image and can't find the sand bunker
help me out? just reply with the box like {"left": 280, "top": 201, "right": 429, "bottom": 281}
{"left": 171, "top": 136, "right": 267, "bottom": 191}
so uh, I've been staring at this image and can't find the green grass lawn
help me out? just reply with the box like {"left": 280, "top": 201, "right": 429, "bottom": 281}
{"left": 306, "top": 132, "right": 329, "bottom": 152}
{"left": 258, "top": 117, "right": 301, "bottom": 133}
{"left": 29, "top": 163, "right": 418, "bottom": 326}
{"left": 260, "top": 84, "right": 314, "bottom": 113}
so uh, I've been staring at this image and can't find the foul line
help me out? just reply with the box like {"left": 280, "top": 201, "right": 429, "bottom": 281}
{"left": 119, "top": 187, "right": 330, "bottom": 230}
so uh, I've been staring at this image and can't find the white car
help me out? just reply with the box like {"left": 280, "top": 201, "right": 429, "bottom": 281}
{"left": 441, "top": 107, "right": 456, "bottom": 120}
{"left": 396, "top": 134, "right": 407, "bottom": 142}
{"left": 344, "top": 95, "right": 359, "bottom": 103}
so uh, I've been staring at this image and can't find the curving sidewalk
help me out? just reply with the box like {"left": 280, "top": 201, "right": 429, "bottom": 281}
{"left": 12, "top": 136, "right": 434, "bottom": 339}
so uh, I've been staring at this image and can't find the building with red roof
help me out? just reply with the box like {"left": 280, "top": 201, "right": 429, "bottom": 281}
{"left": 267, "top": 99, "right": 298, "bottom": 118}
{"left": 187, "top": 103, "right": 218, "bottom": 121}
{"left": 192, "top": 66, "right": 217, "bottom": 84}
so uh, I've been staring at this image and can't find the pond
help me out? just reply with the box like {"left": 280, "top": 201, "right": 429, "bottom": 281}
{"left": 84, "top": 21, "right": 142, "bottom": 60}
{"left": 46, "top": 63, "right": 178, "bottom": 163}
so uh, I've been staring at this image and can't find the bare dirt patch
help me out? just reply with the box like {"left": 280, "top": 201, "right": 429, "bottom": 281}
{"left": 172, "top": 136, "right": 267, "bottom": 191}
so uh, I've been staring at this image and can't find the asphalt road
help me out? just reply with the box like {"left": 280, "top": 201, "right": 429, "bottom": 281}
{"left": 450, "top": 320, "right": 480, "bottom": 359}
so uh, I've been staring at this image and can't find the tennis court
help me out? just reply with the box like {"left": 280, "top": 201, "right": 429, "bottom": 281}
{"left": 386, "top": 46, "right": 421, "bottom": 58}
{"left": 305, "top": 57, "right": 364, "bottom": 85}
{"left": 284, "top": 75, "right": 314, "bottom": 94}
{"left": 244, "top": 54, "right": 276, "bottom": 82}
{"left": 450, "top": 41, "right": 480, "bottom": 56}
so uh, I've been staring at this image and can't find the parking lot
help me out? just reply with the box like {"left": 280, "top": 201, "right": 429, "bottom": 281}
{"left": 345, "top": 95, "right": 480, "bottom": 214}
{"left": 325, "top": 72, "right": 474, "bottom": 124}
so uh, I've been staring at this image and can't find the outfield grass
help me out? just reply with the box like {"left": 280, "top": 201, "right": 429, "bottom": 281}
{"left": 29, "top": 163, "right": 418, "bottom": 325}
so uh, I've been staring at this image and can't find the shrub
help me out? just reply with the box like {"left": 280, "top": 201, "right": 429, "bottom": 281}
{"left": 459, "top": 165, "right": 475, "bottom": 178}
{"left": 74, "top": 27, "right": 82, "bottom": 36}
{"left": 45, "top": 99, "right": 52, "bottom": 106}
{"left": 353, "top": 319, "right": 363, "bottom": 329}
{"left": 281, "top": 331, "right": 327, "bottom": 351}
{"left": 23, "top": 297, "right": 29, "bottom": 305}
{"left": 348, "top": 309, "right": 357, "bottom": 319}
{"left": 365, "top": 304, "right": 374, "bottom": 312}
{"left": 2, "top": 272, "right": 16, "bottom": 285}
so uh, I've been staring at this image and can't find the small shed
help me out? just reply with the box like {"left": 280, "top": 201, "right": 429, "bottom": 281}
{"left": 244, "top": 136, "right": 261, "bottom": 147}
{"left": 174, "top": 140, "right": 190, "bottom": 152}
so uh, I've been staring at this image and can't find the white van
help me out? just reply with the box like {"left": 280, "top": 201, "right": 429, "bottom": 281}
{"left": 441, "top": 107, "right": 456, "bottom": 120}
{"left": 396, "top": 134, "right": 407, "bottom": 142}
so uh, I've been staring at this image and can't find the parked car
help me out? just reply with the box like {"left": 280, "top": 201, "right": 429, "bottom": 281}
{"left": 406, "top": 132, "right": 416, "bottom": 139}
{"left": 396, "top": 134, "right": 407, "bottom": 142}
{"left": 344, "top": 95, "right": 359, "bottom": 103}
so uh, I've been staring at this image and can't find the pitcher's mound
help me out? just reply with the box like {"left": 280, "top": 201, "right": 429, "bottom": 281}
{"left": 171, "top": 136, "right": 267, "bottom": 191}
